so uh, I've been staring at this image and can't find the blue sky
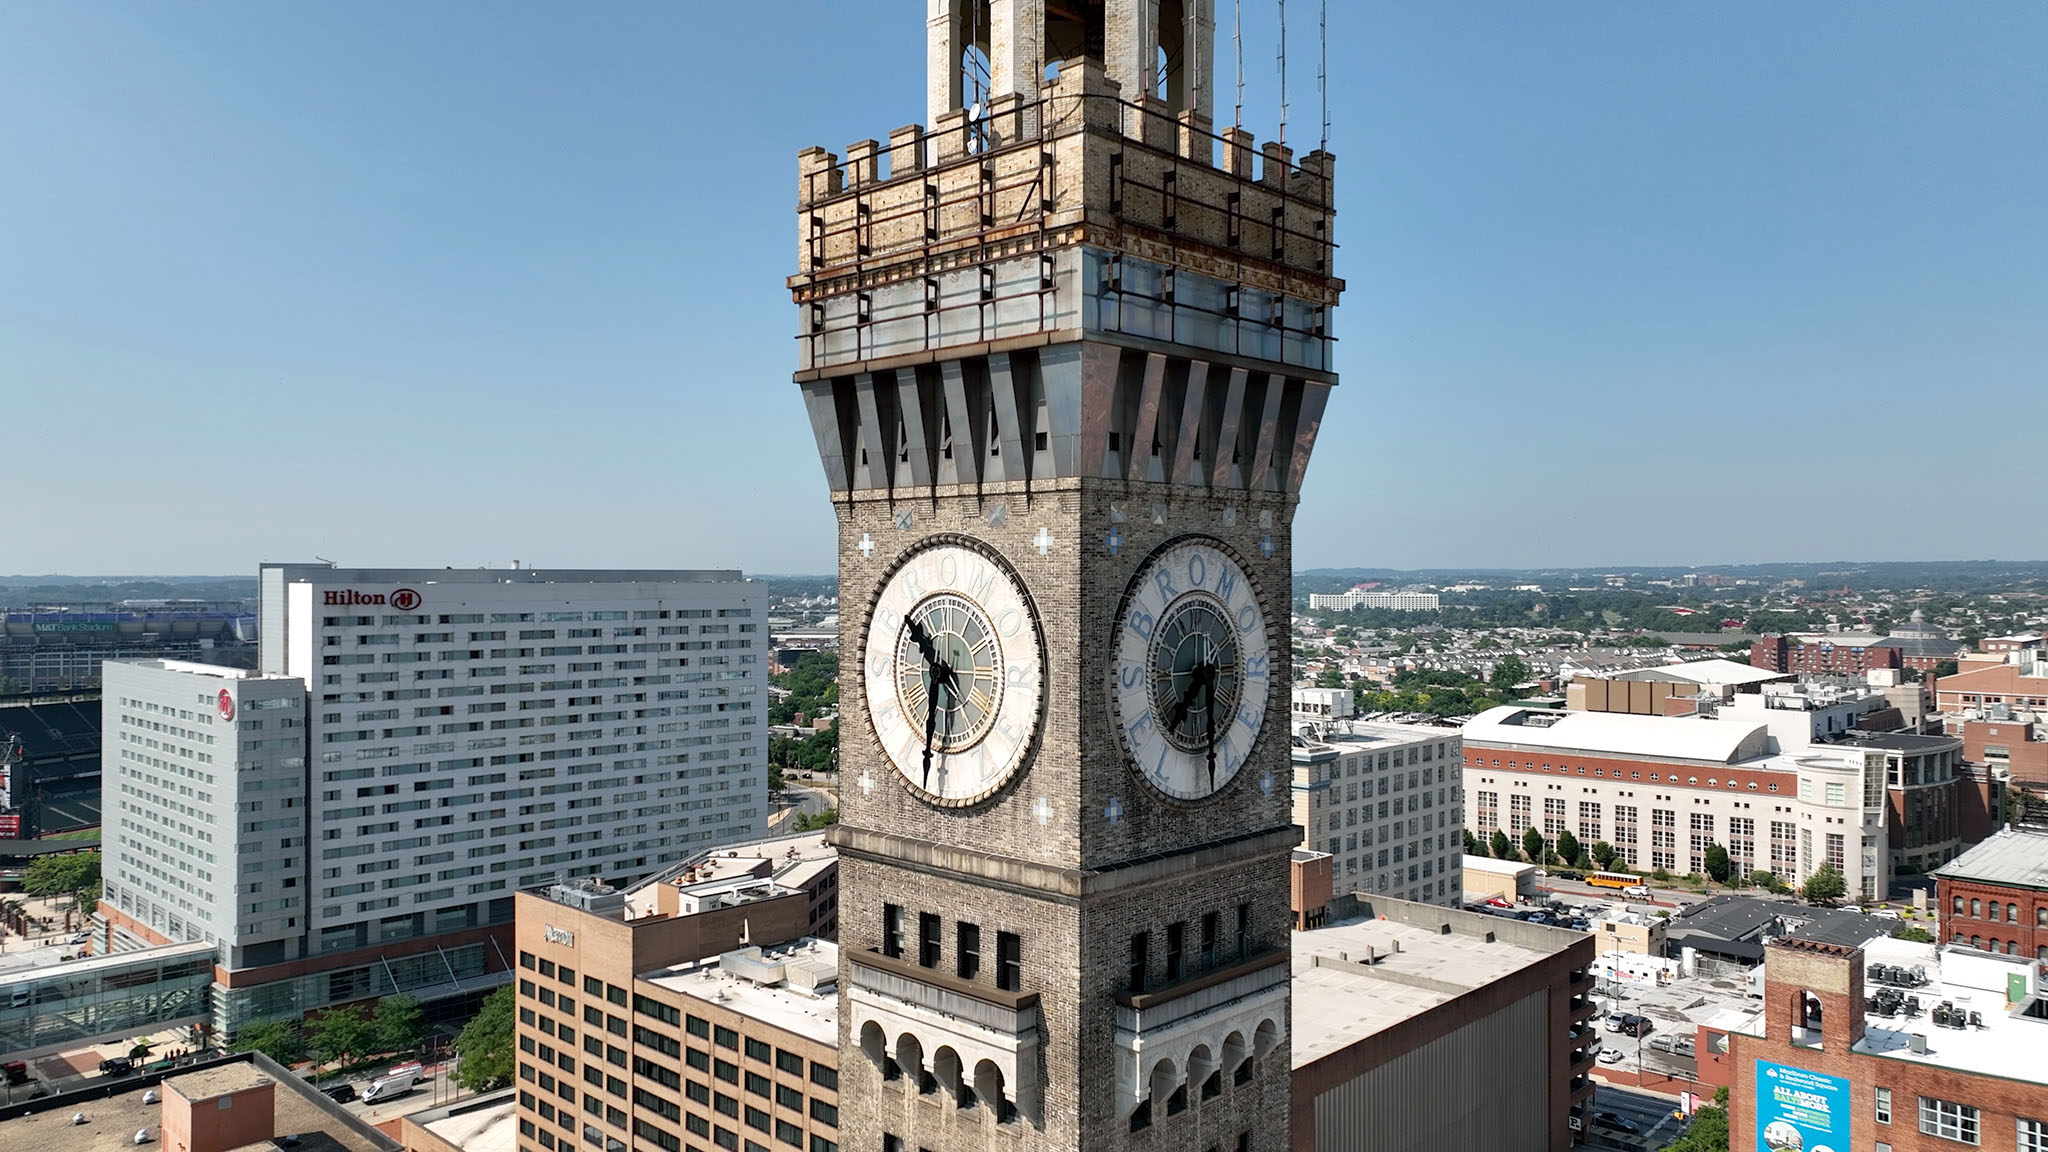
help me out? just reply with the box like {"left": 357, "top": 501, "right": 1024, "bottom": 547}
{"left": 3, "top": 3, "right": 2041, "bottom": 576}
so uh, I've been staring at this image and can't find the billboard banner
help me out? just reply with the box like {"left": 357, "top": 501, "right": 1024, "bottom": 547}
{"left": 1756, "top": 1060, "right": 1850, "bottom": 1152}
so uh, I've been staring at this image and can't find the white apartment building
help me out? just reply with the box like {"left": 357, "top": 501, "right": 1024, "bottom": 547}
{"left": 103, "top": 661, "right": 308, "bottom": 968}
{"left": 1292, "top": 717, "right": 1464, "bottom": 906}
{"left": 1307, "top": 590, "right": 1441, "bottom": 612}
{"left": 1461, "top": 705, "right": 1895, "bottom": 902}
{"left": 100, "top": 564, "right": 767, "bottom": 1033}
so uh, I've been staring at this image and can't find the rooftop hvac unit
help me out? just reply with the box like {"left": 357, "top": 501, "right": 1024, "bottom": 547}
{"left": 548, "top": 879, "right": 625, "bottom": 916}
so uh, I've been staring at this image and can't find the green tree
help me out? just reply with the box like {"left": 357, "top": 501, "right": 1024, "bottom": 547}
{"left": 453, "top": 986, "right": 515, "bottom": 1093}
{"left": 1462, "top": 829, "right": 1481, "bottom": 856}
{"left": 1522, "top": 827, "right": 1546, "bottom": 865}
{"left": 232, "top": 1018, "right": 306, "bottom": 1065}
{"left": 1555, "top": 830, "right": 1581, "bottom": 868}
{"left": 1932, "top": 658, "right": 1959, "bottom": 679}
{"left": 1490, "top": 829, "right": 1513, "bottom": 860}
{"left": 768, "top": 763, "right": 786, "bottom": 792}
{"left": 1703, "top": 842, "right": 1733, "bottom": 884}
{"left": 1490, "top": 655, "right": 1531, "bottom": 693}
{"left": 1665, "top": 1086, "right": 1731, "bottom": 1152}
{"left": 1749, "top": 870, "right": 1784, "bottom": 893}
{"left": 374, "top": 993, "right": 425, "bottom": 1056}
{"left": 1897, "top": 925, "right": 1936, "bottom": 944}
{"left": 1800, "top": 863, "right": 1848, "bottom": 905}
{"left": 308, "top": 1003, "right": 378, "bottom": 1066}
{"left": 1590, "top": 841, "right": 1618, "bottom": 870}
{"left": 23, "top": 851, "right": 100, "bottom": 902}
{"left": 792, "top": 807, "right": 840, "bottom": 833}
{"left": 1314, "top": 666, "right": 1346, "bottom": 689}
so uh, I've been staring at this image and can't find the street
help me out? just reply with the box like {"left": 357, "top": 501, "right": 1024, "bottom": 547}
{"left": 1580, "top": 1082, "right": 1690, "bottom": 1148}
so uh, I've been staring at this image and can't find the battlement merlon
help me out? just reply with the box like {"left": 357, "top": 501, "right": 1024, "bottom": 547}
{"left": 789, "top": 57, "right": 1340, "bottom": 308}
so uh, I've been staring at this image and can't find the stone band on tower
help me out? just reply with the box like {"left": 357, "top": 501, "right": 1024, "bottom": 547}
{"left": 793, "top": 3, "right": 1341, "bottom": 1149}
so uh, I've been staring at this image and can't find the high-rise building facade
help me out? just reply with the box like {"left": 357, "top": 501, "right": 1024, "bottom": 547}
{"left": 1291, "top": 720, "right": 1463, "bottom": 907}
{"left": 100, "top": 565, "right": 768, "bottom": 1036}
{"left": 793, "top": 4, "right": 1340, "bottom": 1149}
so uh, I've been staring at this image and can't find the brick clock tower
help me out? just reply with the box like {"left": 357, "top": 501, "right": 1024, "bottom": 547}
{"left": 792, "top": 3, "right": 1339, "bottom": 1149}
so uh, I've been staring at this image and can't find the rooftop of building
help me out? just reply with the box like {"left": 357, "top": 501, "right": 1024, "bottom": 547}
{"left": 1836, "top": 937, "right": 2046, "bottom": 1086}
{"left": 259, "top": 563, "right": 745, "bottom": 585}
{"left": 532, "top": 831, "right": 838, "bottom": 925}
{"left": 1932, "top": 826, "right": 2048, "bottom": 891}
{"left": 1460, "top": 853, "right": 1535, "bottom": 877}
{"left": 641, "top": 938, "right": 839, "bottom": 1047}
{"left": 1462, "top": 704, "right": 1770, "bottom": 766}
{"left": 1937, "top": 661, "right": 2048, "bottom": 689}
{"left": 1289, "top": 896, "right": 1583, "bottom": 1070}
{"left": 407, "top": 1092, "right": 517, "bottom": 1152}
{"left": 1609, "top": 659, "right": 1791, "bottom": 688}
{"left": 1824, "top": 729, "right": 1962, "bottom": 753}
{"left": 1292, "top": 716, "right": 1460, "bottom": 750}
{"left": 0, "top": 1053, "right": 397, "bottom": 1152}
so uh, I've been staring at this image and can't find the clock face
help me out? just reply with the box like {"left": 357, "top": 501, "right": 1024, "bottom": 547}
{"left": 1112, "top": 537, "right": 1272, "bottom": 802}
{"left": 864, "top": 540, "right": 1044, "bottom": 805}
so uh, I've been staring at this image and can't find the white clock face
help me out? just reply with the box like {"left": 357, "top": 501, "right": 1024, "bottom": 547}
{"left": 1112, "top": 538, "right": 1272, "bottom": 802}
{"left": 864, "top": 541, "right": 1044, "bottom": 805}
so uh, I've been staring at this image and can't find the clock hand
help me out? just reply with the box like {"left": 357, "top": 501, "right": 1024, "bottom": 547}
{"left": 921, "top": 660, "right": 945, "bottom": 788}
{"left": 903, "top": 615, "right": 941, "bottom": 669}
{"left": 1202, "top": 659, "right": 1218, "bottom": 791}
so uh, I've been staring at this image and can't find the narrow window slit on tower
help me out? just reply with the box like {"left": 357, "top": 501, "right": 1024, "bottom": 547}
{"left": 1163, "top": 168, "right": 1179, "bottom": 230}
{"left": 1109, "top": 152, "right": 1125, "bottom": 215}
{"left": 923, "top": 184, "right": 940, "bottom": 241}
{"left": 1227, "top": 190, "right": 1243, "bottom": 248}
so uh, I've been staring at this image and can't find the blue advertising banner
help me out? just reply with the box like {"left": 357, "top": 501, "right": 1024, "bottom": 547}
{"left": 1756, "top": 1060, "right": 1851, "bottom": 1152}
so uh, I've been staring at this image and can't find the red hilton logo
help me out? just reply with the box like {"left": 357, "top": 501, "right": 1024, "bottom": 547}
{"left": 391, "top": 588, "right": 422, "bottom": 611}
{"left": 217, "top": 690, "right": 236, "bottom": 721}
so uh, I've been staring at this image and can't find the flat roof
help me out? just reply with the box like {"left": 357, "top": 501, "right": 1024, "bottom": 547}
{"left": 1297, "top": 718, "right": 1459, "bottom": 750}
{"left": 1460, "top": 854, "right": 1534, "bottom": 877}
{"left": 1, "top": 1054, "right": 396, "bottom": 1152}
{"left": 642, "top": 939, "right": 839, "bottom": 1046}
{"left": 1932, "top": 827, "right": 2048, "bottom": 891}
{"left": 261, "top": 564, "right": 745, "bottom": 585}
{"left": 1289, "top": 904, "right": 1575, "bottom": 1069}
{"left": 1616, "top": 659, "right": 1792, "bottom": 687}
{"left": 1463, "top": 705, "right": 1770, "bottom": 765}
{"left": 1849, "top": 937, "right": 2048, "bottom": 1086}
{"left": 418, "top": 1096, "right": 517, "bottom": 1152}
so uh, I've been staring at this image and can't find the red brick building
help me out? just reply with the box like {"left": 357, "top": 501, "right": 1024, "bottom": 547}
{"left": 1935, "top": 828, "right": 2048, "bottom": 963}
{"left": 1726, "top": 936, "right": 2048, "bottom": 1152}
{"left": 1957, "top": 718, "right": 2048, "bottom": 789}
{"left": 1750, "top": 634, "right": 1903, "bottom": 677}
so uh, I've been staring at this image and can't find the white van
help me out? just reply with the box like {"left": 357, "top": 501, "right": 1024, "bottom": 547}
{"left": 360, "top": 1067, "right": 420, "bottom": 1103}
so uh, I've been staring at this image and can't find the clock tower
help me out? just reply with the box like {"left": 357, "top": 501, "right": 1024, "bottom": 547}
{"left": 792, "top": 4, "right": 1340, "bottom": 1149}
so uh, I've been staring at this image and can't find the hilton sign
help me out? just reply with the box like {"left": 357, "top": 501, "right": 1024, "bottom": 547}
{"left": 324, "top": 588, "right": 422, "bottom": 611}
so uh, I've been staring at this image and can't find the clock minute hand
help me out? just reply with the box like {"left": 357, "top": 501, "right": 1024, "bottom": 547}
{"left": 920, "top": 660, "right": 946, "bottom": 788}
{"left": 904, "top": 615, "right": 941, "bottom": 669}
{"left": 1202, "top": 660, "right": 1218, "bottom": 791}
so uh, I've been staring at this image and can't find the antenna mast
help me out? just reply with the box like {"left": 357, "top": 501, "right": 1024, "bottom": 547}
{"left": 1233, "top": 0, "right": 1244, "bottom": 130}
{"left": 1277, "top": 0, "right": 1289, "bottom": 147}
{"left": 1319, "top": 0, "right": 1329, "bottom": 150}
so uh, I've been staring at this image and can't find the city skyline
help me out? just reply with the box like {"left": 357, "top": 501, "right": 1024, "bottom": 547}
{"left": 4, "top": 2, "right": 2042, "bottom": 574}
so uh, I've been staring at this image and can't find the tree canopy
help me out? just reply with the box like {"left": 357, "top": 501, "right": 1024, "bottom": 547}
{"left": 1703, "top": 842, "right": 1733, "bottom": 884}
{"left": 1800, "top": 863, "right": 1847, "bottom": 905}
{"left": 232, "top": 1018, "right": 306, "bottom": 1065}
{"left": 453, "top": 986, "right": 515, "bottom": 1093}
{"left": 23, "top": 851, "right": 99, "bottom": 900}
{"left": 308, "top": 1003, "right": 378, "bottom": 1066}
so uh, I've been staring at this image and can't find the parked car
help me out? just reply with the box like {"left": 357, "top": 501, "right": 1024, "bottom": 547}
{"left": 1598, "top": 1047, "right": 1626, "bottom": 1065}
{"left": 1593, "top": 1111, "right": 1639, "bottom": 1134}
{"left": 98, "top": 1057, "right": 135, "bottom": 1076}
{"left": 1555, "top": 870, "right": 1585, "bottom": 881}
{"left": 1648, "top": 1034, "right": 1679, "bottom": 1054}
{"left": 3, "top": 1061, "right": 29, "bottom": 1085}
{"left": 68, "top": 932, "right": 90, "bottom": 945}
{"left": 1624, "top": 884, "right": 1653, "bottom": 898}
{"left": 1674, "top": 1037, "right": 1696, "bottom": 1058}
{"left": 1626, "top": 1016, "right": 1654, "bottom": 1038}
{"left": 321, "top": 1083, "right": 358, "bottom": 1104}
{"left": 1604, "top": 1012, "right": 1629, "bottom": 1033}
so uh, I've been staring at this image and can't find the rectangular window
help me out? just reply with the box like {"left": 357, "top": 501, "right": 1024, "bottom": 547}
{"left": 809, "top": 1063, "right": 837, "bottom": 1090}
{"left": 775, "top": 1049, "right": 803, "bottom": 1075}
{"left": 1920, "top": 1096, "right": 1980, "bottom": 1145}
{"left": 1165, "top": 921, "right": 1185, "bottom": 982}
{"left": 995, "top": 931, "right": 1021, "bottom": 992}
{"left": 918, "top": 911, "right": 941, "bottom": 969}
{"left": 1128, "top": 931, "right": 1149, "bottom": 993}
{"left": 2017, "top": 1118, "right": 2047, "bottom": 1152}
{"left": 1875, "top": 1087, "right": 1892, "bottom": 1125}
{"left": 956, "top": 922, "right": 981, "bottom": 981}
{"left": 882, "top": 904, "right": 903, "bottom": 959}
{"left": 745, "top": 1037, "right": 771, "bottom": 1063}
{"left": 1200, "top": 911, "right": 1218, "bottom": 971}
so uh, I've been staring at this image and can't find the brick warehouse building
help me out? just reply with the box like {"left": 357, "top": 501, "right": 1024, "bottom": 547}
{"left": 1752, "top": 635, "right": 1903, "bottom": 678}
{"left": 1935, "top": 828, "right": 2048, "bottom": 962}
{"left": 1723, "top": 936, "right": 2048, "bottom": 1152}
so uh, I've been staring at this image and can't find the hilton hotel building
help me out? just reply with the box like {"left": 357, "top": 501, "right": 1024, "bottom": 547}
{"left": 100, "top": 564, "right": 767, "bottom": 1037}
